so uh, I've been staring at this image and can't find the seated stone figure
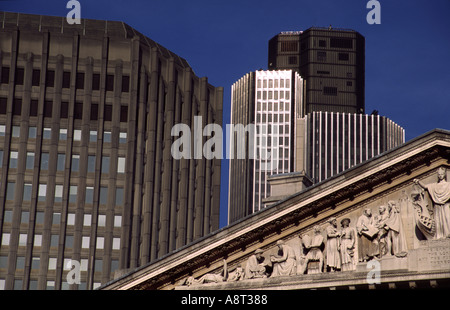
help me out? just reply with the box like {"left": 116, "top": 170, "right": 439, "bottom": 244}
{"left": 270, "top": 240, "right": 297, "bottom": 277}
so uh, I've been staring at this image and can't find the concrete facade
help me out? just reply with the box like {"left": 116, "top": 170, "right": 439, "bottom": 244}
{"left": 0, "top": 11, "right": 222, "bottom": 290}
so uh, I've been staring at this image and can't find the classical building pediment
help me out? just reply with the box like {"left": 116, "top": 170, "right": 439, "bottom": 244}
{"left": 102, "top": 129, "right": 450, "bottom": 290}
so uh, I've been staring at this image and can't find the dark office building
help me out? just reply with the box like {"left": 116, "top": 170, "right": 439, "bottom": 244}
{"left": 268, "top": 27, "right": 365, "bottom": 115}
{"left": 0, "top": 11, "right": 222, "bottom": 289}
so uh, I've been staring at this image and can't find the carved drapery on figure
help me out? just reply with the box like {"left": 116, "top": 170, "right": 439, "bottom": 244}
{"left": 325, "top": 218, "right": 341, "bottom": 272}
{"left": 339, "top": 218, "right": 356, "bottom": 271}
{"left": 270, "top": 240, "right": 297, "bottom": 277}
{"left": 356, "top": 208, "right": 379, "bottom": 262}
{"left": 300, "top": 225, "right": 325, "bottom": 274}
{"left": 414, "top": 167, "right": 450, "bottom": 240}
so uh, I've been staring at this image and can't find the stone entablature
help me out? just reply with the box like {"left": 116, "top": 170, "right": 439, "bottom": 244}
{"left": 101, "top": 129, "right": 450, "bottom": 290}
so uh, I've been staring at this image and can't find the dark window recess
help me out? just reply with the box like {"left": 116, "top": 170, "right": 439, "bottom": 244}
{"left": 323, "top": 86, "right": 338, "bottom": 96}
{"left": 92, "top": 74, "right": 100, "bottom": 90}
{"left": 330, "top": 37, "right": 353, "bottom": 49}
{"left": 319, "top": 40, "right": 326, "bottom": 47}
{"left": 121, "top": 75, "right": 130, "bottom": 93}
{"left": 1, "top": 67, "right": 10, "bottom": 84}
{"left": 0, "top": 97, "right": 7, "bottom": 114}
{"left": 106, "top": 75, "right": 114, "bottom": 91}
{"left": 46, "top": 70, "right": 55, "bottom": 87}
{"left": 74, "top": 102, "right": 83, "bottom": 120}
{"left": 76, "top": 72, "right": 84, "bottom": 89}
{"left": 317, "top": 70, "right": 330, "bottom": 75}
{"left": 300, "top": 42, "right": 307, "bottom": 51}
{"left": 62, "top": 72, "right": 71, "bottom": 88}
{"left": 13, "top": 98, "right": 22, "bottom": 115}
{"left": 104, "top": 104, "right": 112, "bottom": 121}
{"left": 60, "top": 101, "right": 68, "bottom": 118}
{"left": 90, "top": 103, "right": 99, "bottom": 121}
{"left": 44, "top": 100, "right": 53, "bottom": 118}
{"left": 347, "top": 81, "right": 353, "bottom": 86}
{"left": 30, "top": 100, "right": 38, "bottom": 116}
{"left": 338, "top": 53, "right": 349, "bottom": 61}
{"left": 15, "top": 68, "right": 24, "bottom": 85}
{"left": 288, "top": 56, "right": 297, "bottom": 65}
{"left": 32, "top": 69, "right": 40, "bottom": 86}
{"left": 346, "top": 72, "right": 353, "bottom": 78}
{"left": 281, "top": 41, "right": 298, "bottom": 52}
{"left": 317, "top": 51, "right": 327, "bottom": 62}
{"left": 120, "top": 106, "right": 128, "bottom": 122}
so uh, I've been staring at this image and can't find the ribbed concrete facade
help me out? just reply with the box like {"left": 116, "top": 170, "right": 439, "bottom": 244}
{"left": 306, "top": 111, "right": 405, "bottom": 183}
{"left": 0, "top": 12, "right": 222, "bottom": 290}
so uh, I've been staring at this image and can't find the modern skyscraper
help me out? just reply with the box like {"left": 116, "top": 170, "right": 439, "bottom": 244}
{"left": 0, "top": 11, "right": 222, "bottom": 290}
{"left": 228, "top": 70, "right": 304, "bottom": 223}
{"left": 268, "top": 27, "right": 365, "bottom": 114}
{"left": 306, "top": 111, "right": 405, "bottom": 183}
{"left": 229, "top": 27, "right": 403, "bottom": 224}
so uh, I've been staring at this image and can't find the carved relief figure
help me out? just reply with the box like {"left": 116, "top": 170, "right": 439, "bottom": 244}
{"left": 375, "top": 205, "right": 389, "bottom": 256}
{"left": 339, "top": 218, "right": 355, "bottom": 271}
{"left": 301, "top": 225, "right": 325, "bottom": 274}
{"left": 414, "top": 167, "right": 450, "bottom": 239}
{"left": 185, "top": 259, "right": 244, "bottom": 286}
{"left": 325, "top": 218, "right": 341, "bottom": 272}
{"left": 245, "top": 249, "right": 268, "bottom": 279}
{"left": 356, "top": 208, "right": 379, "bottom": 262}
{"left": 376, "top": 202, "right": 407, "bottom": 257}
{"left": 270, "top": 240, "right": 297, "bottom": 277}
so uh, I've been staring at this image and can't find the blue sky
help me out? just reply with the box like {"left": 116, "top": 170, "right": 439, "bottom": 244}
{"left": 1, "top": 0, "right": 449, "bottom": 228}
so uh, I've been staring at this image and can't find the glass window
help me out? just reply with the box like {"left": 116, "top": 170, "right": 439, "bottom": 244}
{"left": 43, "top": 127, "right": 51, "bottom": 139}
{"left": 41, "top": 152, "right": 49, "bottom": 170}
{"left": 38, "top": 184, "right": 46, "bottom": 202}
{"left": 36, "top": 212, "right": 45, "bottom": 224}
{"left": 0, "top": 150, "right": 2, "bottom": 165}
{"left": 119, "top": 132, "right": 127, "bottom": 144}
{"left": 50, "top": 235, "right": 59, "bottom": 247}
{"left": 83, "top": 214, "right": 91, "bottom": 226}
{"left": 99, "top": 187, "right": 108, "bottom": 205}
{"left": 0, "top": 125, "right": 5, "bottom": 136}
{"left": 57, "top": 153, "right": 65, "bottom": 171}
{"left": 101, "top": 156, "right": 109, "bottom": 174}
{"left": 115, "top": 188, "right": 124, "bottom": 206}
{"left": 4, "top": 210, "right": 13, "bottom": 223}
{"left": 34, "top": 235, "right": 42, "bottom": 247}
{"left": 23, "top": 183, "right": 32, "bottom": 201}
{"left": 114, "top": 215, "right": 122, "bottom": 227}
{"left": 54, "top": 185, "right": 63, "bottom": 202}
{"left": 103, "top": 131, "right": 111, "bottom": 143}
{"left": 71, "top": 154, "right": 80, "bottom": 172}
{"left": 87, "top": 155, "right": 96, "bottom": 173}
{"left": 6, "top": 182, "right": 15, "bottom": 200}
{"left": 12, "top": 126, "right": 20, "bottom": 137}
{"left": 89, "top": 130, "right": 97, "bottom": 142}
{"left": 1, "top": 233, "right": 10, "bottom": 246}
{"left": 67, "top": 213, "right": 75, "bottom": 226}
{"left": 48, "top": 258, "right": 57, "bottom": 270}
{"left": 117, "top": 157, "right": 125, "bottom": 173}
{"left": 74, "top": 129, "right": 82, "bottom": 141}
{"left": 28, "top": 126, "right": 37, "bottom": 139}
{"left": 31, "top": 257, "right": 40, "bottom": 270}
{"left": 0, "top": 255, "right": 8, "bottom": 268}
{"left": 112, "top": 238, "right": 120, "bottom": 250}
{"left": 59, "top": 128, "right": 67, "bottom": 140}
{"left": 19, "top": 234, "right": 27, "bottom": 246}
{"left": 85, "top": 186, "right": 94, "bottom": 204}
{"left": 26, "top": 152, "right": 35, "bottom": 170}
{"left": 16, "top": 257, "right": 25, "bottom": 270}
{"left": 21, "top": 211, "right": 29, "bottom": 223}
{"left": 52, "top": 213, "right": 61, "bottom": 225}
{"left": 69, "top": 185, "right": 77, "bottom": 203}
{"left": 96, "top": 237, "right": 104, "bottom": 249}
{"left": 9, "top": 151, "right": 18, "bottom": 168}
{"left": 82, "top": 236, "right": 90, "bottom": 249}
{"left": 98, "top": 214, "right": 106, "bottom": 227}
{"left": 65, "top": 235, "right": 74, "bottom": 248}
